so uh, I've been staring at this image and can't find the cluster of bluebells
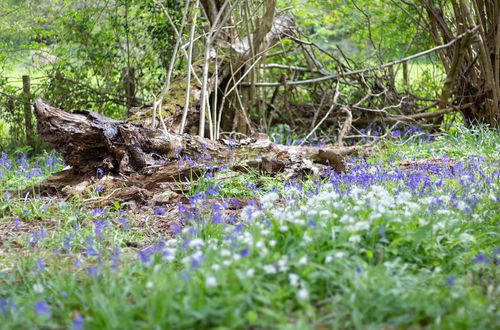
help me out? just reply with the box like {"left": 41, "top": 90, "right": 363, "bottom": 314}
{"left": 0, "top": 151, "right": 63, "bottom": 184}
{"left": 2, "top": 145, "right": 499, "bottom": 323}
{"left": 128, "top": 152, "right": 499, "bottom": 302}
{"left": 270, "top": 124, "right": 431, "bottom": 146}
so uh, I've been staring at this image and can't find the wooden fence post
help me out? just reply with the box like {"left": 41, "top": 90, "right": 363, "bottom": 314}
{"left": 22, "top": 75, "right": 34, "bottom": 145}
{"left": 403, "top": 62, "right": 409, "bottom": 90}
{"left": 122, "top": 66, "right": 136, "bottom": 115}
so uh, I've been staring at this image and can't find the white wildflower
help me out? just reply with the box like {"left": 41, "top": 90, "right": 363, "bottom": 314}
{"left": 261, "top": 192, "right": 279, "bottom": 204}
{"left": 459, "top": 233, "right": 475, "bottom": 242}
{"left": 297, "top": 287, "right": 309, "bottom": 300}
{"left": 277, "top": 258, "right": 288, "bottom": 272}
{"left": 298, "top": 256, "right": 308, "bottom": 265}
{"left": 211, "top": 264, "right": 221, "bottom": 271}
{"left": 293, "top": 219, "right": 306, "bottom": 226}
{"left": 319, "top": 210, "right": 331, "bottom": 218}
{"left": 418, "top": 218, "right": 428, "bottom": 226}
{"left": 289, "top": 273, "right": 300, "bottom": 287}
{"left": 325, "top": 255, "right": 333, "bottom": 263}
{"left": 33, "top": 283, "right": 44, "bottom": 293}
{"left": 433, "top": 222, "right": 445, "bottom": 230}
{"left": 146, "top": 281, "right": 154, "bottom": 289}
{"left": 189, "top": 238, "right": 204, "bottom": 248}
{"left": 166, "top": 239, "right": 178, "bottom": 247}
{"left": 263, "top": 264, "right": 277, "bottom": 274}
{"left": 303, "top": 233, "right": 312, "bottom": 243}
{"left": 349, "top": 235, "right": 362, "bottom": 243}
{"left": 205, "top": 276, "right": 217, "bottom": 287}
{"left": 354, "top": 221, "right": 370, "bottom": 231}
{"left": 456, "top": 201, "right": 468, "bottom": 211}
{"left": 279, "top": 225, "right": 289, "bottom": 232}
{"left": 246, "top": 268, "right": 255, "bottom": 277}
{"left": 335, "top": 251, "right": 346, "bottom": 258}
{"left": 269, "top": 240, "right": 277, "bottom": 247}
{"left": 220, "top": 249, "right": 231, "bottom": 257}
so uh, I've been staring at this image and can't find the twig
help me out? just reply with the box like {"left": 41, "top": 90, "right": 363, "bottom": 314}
{"left": 337, "top": 106, "right": 352, "bottom": 147}
{"left": 299, "top": 83, "right": 340, "bottom": 146}
{"left": 245, "top": 27, "right": 480, "bottom": 87}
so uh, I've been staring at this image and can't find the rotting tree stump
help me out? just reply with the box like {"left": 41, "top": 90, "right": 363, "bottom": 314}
{"left": 28, "top": 99, "right": 375, "bottom": 205}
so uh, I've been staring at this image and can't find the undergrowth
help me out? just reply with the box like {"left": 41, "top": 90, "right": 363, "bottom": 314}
{"left": 0, "top": 126, "right": 498, "bottom": 329}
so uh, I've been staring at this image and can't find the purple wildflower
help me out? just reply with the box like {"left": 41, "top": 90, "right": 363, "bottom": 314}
{"left": 34, "top": 300, "right": 51, "bottom": 316}
{"left": 95, "top": 183, "right": 105, "bottom": 192}
{"left": 73, "top": 257, "right": 82, "bottom": 267}
{"left": 240, "top": 248, "right": 249, "bottom": 257}
{"left": 35, "top": 258, "right": 45, "bottom": 272}
{"left": 72, "top": 314, "right": 84, "bottom": 330}
{"left": 378, "top": 225, "right": 387, "bottom": 240}
{"left": 87, "top": 265, "right": 99, "bottom": 277}
{"left": 0, "top": 299, "right": 14, "bottom": 315}
{"left": 447, "top": 276, "right": 455, "bottom": 285}
{"left": 119, "top": 213, "right": 129, "bottom": 231}
{"left": 138, "top": 250, "right": 150, "bottom": 264}
{"left": 154, "top": 206, "right": 166, "bottom": 216}
{"left": 473, "top": 254, "right": 489, "bottom": 264}
{"left": 171, "top": 223, "right": 182, "bottom": 234}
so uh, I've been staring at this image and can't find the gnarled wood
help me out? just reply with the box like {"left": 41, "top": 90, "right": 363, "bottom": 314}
{"left": 31, "top": 99, "right": 374, "bottom": 202}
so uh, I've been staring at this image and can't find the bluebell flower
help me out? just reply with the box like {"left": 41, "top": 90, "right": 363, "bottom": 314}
{"left": 492, "top": 248, "right": 500, "bottom": 266}
{"left": 34, "top": 300, "right": 51, "bottom": 316}
{"left": 73, "top": 257, "right": 82, "bottom": 267}
{"left": 119, "top": 215, "right": 129, "bottom": 231}
{"left": 72, "top": 314, "right": 84, "bottom": 330}
{"left": 355, "top": 266, "right": 361, "bottom": 274}
{"left": 378, "top": 225, "right": 386, "bottom": 240}
{"left": 447, "top": 276, "right": 455, "bottom": 285}
{"left": 171, "top": 223, "right": 182, "bottom": 234}
{"left": 154, "top": 206, "right": 166, "bottom": 216}
{"left": 240, "top": 247, "right": 249, "bottom": 257}
{"left": 87, "top": 265, "right": 99, "bottom": 277}
{"left": 138, "top": 250, "right": 150, "bottom": 264}
{"left": 211, "top": 212, "right": 224, "bottom": 224}
{"left": 95, "top": 183, "right": 105, "bottom": 192}
{"left": 0, "top": 298, "right": 14, "bottom": 315}
{"left": 181, "top": 271, "right": 189, "bottom": 281}
{"left": 473, "top": 253, "right": 489, "bottom": 264}
{"left": 35, "top": 258, "right": 45, "bottom": 272}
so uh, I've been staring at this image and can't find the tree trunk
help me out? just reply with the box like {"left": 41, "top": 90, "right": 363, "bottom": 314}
{"left": 419, "top": 0, "right": 499, "bottom": 127}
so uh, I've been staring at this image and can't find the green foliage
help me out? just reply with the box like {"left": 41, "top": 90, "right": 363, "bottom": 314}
{"left": 0, "top": 0, "right": 183, "bottom": 119}
{"left": 0, "top": 129, "right": 498, "bottom": 328}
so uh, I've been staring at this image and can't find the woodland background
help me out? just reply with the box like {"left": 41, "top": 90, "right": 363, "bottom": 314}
{"left": 1, "top": 0, "right": 498, "bottom": 149}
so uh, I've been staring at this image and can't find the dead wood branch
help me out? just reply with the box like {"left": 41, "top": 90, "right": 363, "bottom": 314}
{"left": 31, "top": 99, "right": 376, "bottom": 200}
{"left": 244, "top": 27, "right": 479, "bottom": 87}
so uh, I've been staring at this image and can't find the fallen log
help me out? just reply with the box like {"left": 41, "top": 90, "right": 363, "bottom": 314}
{"left": 30, "top": 99, "right": 375, "bottom": 202}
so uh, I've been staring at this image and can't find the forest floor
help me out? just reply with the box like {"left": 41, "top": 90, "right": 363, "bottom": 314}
{"left": 0, "top": 126, "right": 499, "bottom": 329}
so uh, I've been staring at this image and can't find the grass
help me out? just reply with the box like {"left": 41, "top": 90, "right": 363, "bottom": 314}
{"left": 0, "top": 126, "right": 499, "bottom": 329}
